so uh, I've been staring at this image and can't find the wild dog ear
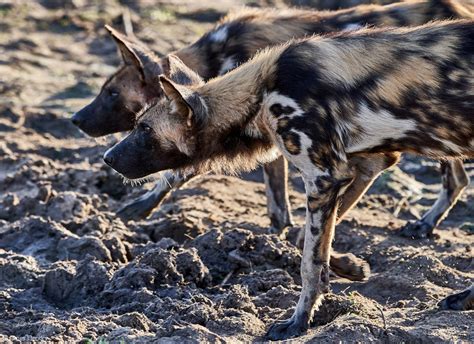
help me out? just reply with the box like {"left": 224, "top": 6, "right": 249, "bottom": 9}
{"left": 105, "top": 25, "right": 163, "bottom": 83}
{"left": 159, "top": 75, "right": 207, "bottom": 128}
{"left": 162, "top": 54, "right": 204, "bottom": 86}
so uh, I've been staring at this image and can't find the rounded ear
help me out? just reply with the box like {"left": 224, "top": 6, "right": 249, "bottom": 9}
{"left": 163, "top": 54, "right": 204, "bottom": 86}
{"left": 105, "top": 25, "right": 164, "bottom": 84}
{"left": 160, "top": 75, "right": 193, "bottom": 127}
{"left": 159, "top": 75, "right": 207, "bottom": 128}
{"left": 105, "top": 25, "right": 143, "bottom": 72}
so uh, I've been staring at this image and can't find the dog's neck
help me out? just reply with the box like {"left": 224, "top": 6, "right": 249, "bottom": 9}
{"left": 181, "top": 47, "right": 286, "bottom": 175}
{"left": 199, "top": 46, "right": 284, "bottom": 133}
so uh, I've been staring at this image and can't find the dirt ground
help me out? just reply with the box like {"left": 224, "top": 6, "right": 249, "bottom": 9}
{"left": 0, "top": 0, "right": 472, "bottom": 342}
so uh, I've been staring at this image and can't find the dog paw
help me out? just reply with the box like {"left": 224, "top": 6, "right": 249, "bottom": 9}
{"left": 330, "top": 252, "right": 370, "bottom": 282}
{"left": 438, "top": 289, "right": 473, "bottom": 311}
{"left": 399, "top": 220, "right": 434, "bottom": 239}
{"left": 117, "top": 195, "right": 159, "bottom": 221}
{"left": 266, "top": 317, "right": 308, "bottom": 341}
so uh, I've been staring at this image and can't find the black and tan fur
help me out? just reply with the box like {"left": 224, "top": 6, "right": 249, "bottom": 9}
{"left": 104, "top": 20, "right": 474, "bottom": 339}
{"left": 76, "top": 0, "right": 471, "bottom": 242}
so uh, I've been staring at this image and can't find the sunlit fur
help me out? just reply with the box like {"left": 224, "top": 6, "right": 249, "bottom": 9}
{"left": 117, "top": 20, "right": 473, "bottom": 340}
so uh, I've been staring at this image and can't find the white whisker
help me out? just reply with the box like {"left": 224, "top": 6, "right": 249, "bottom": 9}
{"left": 162, "top": 173, "right": 172, "bottom": 188}
{"left": 119, "top": 170, "right": 172, "bottom": 188}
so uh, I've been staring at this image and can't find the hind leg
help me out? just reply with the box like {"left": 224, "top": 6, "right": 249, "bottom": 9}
{"left": 328, "top": 153, "right": 400, "bottom": 281}
{"left": 296, "top": 152, "right": 400, "bottom": 245}
{"left": 336, "top": 152, "right": 401, "bottom": 223}
{"left": 438, "top": 285, "right": 474, "bottom": 311}
{"left": 296, "top": 153, "right": 399, "bottom": 282}
{"left": 263, "top": 155, "right": 293, "bottom": 233}
{"left": 400, "top": 160, "right": 469, "bottom": 239}
{"left": 117, "top": 172, "right": 194, "bottom": 221}
{"left": 271, "top": 154, "right": 397, "bottom": 282}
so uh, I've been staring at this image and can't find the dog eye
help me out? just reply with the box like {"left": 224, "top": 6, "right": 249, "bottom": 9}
{"left": 109, "top": 89, "right": 119, "bottom": 98}
{"left": 140, "top": 123, "right": 152, "bottom": 134}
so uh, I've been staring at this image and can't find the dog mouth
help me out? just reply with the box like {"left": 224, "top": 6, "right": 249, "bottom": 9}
{"left": 119, "top": 170, "right": 175, "bottom": 187}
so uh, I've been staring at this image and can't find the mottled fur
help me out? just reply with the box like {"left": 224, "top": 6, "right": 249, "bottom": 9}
{"left": 82, "top": 1, "right": 471, "bottom": 238}
{"left": 179, "top": 0, "right": 473, "bottom": 79}
{"left": 105, "top": 20, "right": 473, "bottom": 339}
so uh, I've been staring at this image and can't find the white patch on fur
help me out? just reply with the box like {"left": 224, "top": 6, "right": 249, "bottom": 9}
{"left": 343, "top": 23, "right": 363, "bottom": 31}
{"left": 334, "top": 121, "right": 353, "bottom": 162}
{"left": 422, "top": 160, "right": 468, "bottom": 225}
{"left": 422, "top": 188, "right": 450, "bottom": 226}
{"left": 218, "top": 56, "right": 236, "bottom": 75}
{"left": 293, "top": 173, "right": 334, "bottom": 321}
{"left": 198, "top": 95, "right": 209, "bottom": 115}
{"left": 210, "top": 26, "right": 228, "bottom": 43}
{"left": 332, "top": 143, "right": 347, "bottom": 162}
{"left": 302, "top": 210, "right": 321, "bottom": 269}
{"left": 335, "top": 120, "right": 350, "bottom": 144}
{"left": 170, "top": 100, "right": 178, "bottom": 114}
{"left": 346, "top": 102, "right": 417, "bottom": 153}
{"left": 263, "top": 91, "right": 304, "bottom": 118}
{"left": 259, "top": 147, "right": 283, "bottom": 168}
{"left": 286, "top": 131, "right": 329, "bottom": 180}
{"left": 293, "top": 208, "right": 324, "bottom": 319}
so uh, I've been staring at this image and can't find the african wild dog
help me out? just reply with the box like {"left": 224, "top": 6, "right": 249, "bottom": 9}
{"left": 73, "top": 0, "right": 471, "bottom": 240}
{"left": 73, "top": 29, "right": 369, "bottom": 282}
{"left": 104, "top": 20, "right": 474, "bottom": 339}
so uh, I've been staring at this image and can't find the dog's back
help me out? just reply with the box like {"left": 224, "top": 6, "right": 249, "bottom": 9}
{"left": 178, "top": 0, "right": 472, "bottom": 79}
{"left": 263, "top": 20, "right": 473, "bottom": 162}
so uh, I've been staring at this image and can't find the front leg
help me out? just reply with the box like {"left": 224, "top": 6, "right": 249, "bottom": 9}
{"left": 267, "top": 169, "right": 353, "bottom": 340}
{"left": 263, "top": 155, "right": 293, "bottom": 233}
{"left": 117, "top": 171, "right": 194, "bottom": 221}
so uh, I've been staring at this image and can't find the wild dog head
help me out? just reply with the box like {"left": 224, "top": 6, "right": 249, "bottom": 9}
{"left": 103, "top": 55, "right": 208, "bottom": 179}
{"left": 71, "top": 25, "right": 164, "bottom": 137}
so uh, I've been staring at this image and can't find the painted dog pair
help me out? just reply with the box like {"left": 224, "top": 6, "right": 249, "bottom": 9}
{"left": 73, "top": 0, "right": 471, "bottom": 241}
{"left": 103, "top": 20, "right": 473, "bottom": 339}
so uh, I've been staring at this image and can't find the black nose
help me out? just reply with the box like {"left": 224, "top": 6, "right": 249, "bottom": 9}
{"left": 71, "top": 114, "right": 82, "bottom": 126}
{"left": 103, "top": 154, "right": 114, "bottom": 166}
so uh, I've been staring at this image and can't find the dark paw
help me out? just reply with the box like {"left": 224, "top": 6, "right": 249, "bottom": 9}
{"left": 116, "top": 194, "right": 160, "bottom": 221}
{"left": 399, "top": 220, "right": 434, "bottom": 239}
{"left": 438, "top": 289, "right": 472, "bottom": 311}
{"left": 330, "top": 252, "right": 370, "bottom": 282}
{"left": 266, "top": 317, "right": 308, "bottom": 341}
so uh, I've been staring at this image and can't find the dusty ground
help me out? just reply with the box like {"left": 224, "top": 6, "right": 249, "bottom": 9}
{"left": 0, "top": 0, "right": 473, "bottom": 342}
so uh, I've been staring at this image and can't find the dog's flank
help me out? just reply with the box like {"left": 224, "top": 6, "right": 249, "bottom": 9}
{"left": 107, "top": 20, "right": 472, "bottom": 339}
